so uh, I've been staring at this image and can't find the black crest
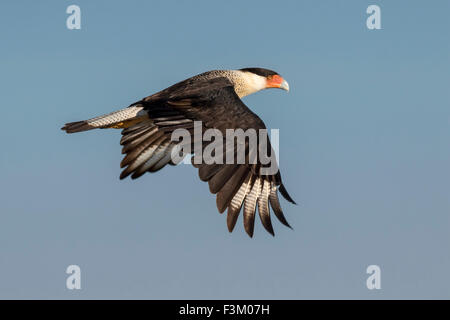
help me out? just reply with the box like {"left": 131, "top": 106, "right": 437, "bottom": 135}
{"left": 240, "top": 67, "right": 278, "bottom": 77}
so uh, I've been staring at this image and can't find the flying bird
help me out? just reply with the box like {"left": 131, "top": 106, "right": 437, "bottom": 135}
{"left": 62, "top": 68, "right": 296, "bottom": 237}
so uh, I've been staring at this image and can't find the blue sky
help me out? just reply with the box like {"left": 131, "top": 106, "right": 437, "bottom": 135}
{"left": 0, "top": 0, "right": 449, "bottom": 299}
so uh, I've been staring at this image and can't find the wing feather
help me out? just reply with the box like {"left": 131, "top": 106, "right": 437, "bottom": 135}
{"left": 121, "top": 126, "right": 159, "bottom": 154}
{"left": 208, "top": 165, "right": 238, "bottom": 194}
{"left": 216, "top": 165, "right": 249, "bottom": 213}
{"left": 269, "top": 185, "right": 292, "bottom": 228}
{"left": 148, "top": 143, "right": 176, "bottom": 172}
{"left": 120, "top": 130, "right": 164, "bottom": 168}
{"left": 120, "top": 135, "right": 166, "bottom": 179}
{"left": 258, "top": 179, "right": 274, "bottom": 236}
{"left": 227, "top": 173, "right": 254, "bottom": 232}
{"left": 131, "top": 139, "right": 171, "bottom": 179}
{"left": 243, "top": 177, "right": 261, "bottom": 237}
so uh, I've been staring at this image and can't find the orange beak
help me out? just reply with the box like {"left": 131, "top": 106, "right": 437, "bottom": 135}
{"left": 266, "top": 75, "right": 289, "bottom": 91}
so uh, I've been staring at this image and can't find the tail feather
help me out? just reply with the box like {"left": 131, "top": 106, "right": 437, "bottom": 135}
{"left": 61, "top": 120, "right": 96, "bottom": 133}
{"left": 61, "top": 105, "right": 147, "bottom": 134}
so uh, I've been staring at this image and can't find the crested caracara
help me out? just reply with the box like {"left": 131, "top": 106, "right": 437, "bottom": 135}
{"left": 62, "top": 68, "right": 296, "bottom": 237}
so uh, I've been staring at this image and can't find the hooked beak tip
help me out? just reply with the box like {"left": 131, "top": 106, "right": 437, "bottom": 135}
{"left": 280, "top": 79, "right": 289, "bottom": 92}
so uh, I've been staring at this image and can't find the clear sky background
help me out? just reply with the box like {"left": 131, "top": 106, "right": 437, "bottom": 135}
{"left": 0, "top": 0, "right": 449, "bottom": 299}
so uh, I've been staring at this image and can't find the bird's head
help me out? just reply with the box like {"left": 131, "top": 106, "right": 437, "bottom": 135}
{"left": 237, "top": 67, "right": 289, "bottom": 97}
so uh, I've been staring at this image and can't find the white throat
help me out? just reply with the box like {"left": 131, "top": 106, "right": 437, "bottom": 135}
{"left": 233, "top": 71, "right": 267, "bottom": 98}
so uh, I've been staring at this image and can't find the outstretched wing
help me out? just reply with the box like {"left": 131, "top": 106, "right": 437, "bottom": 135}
{"left": 120, "top": 77, "right": 295, "bottom": 236}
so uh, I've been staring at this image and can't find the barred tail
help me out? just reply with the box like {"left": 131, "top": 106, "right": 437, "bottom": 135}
{"left": 61, "top": 105, "right": 147, "bottom": 134}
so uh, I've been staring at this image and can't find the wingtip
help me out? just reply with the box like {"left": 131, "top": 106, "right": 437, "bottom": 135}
{"left": 279, "top": 184, "right": 296, "bottom": 205}
{"left": 119, "top": 170, "right": 129, "bottom": 180}
{"left": 280, "top": 219, "right": 293, "bottom": 230}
